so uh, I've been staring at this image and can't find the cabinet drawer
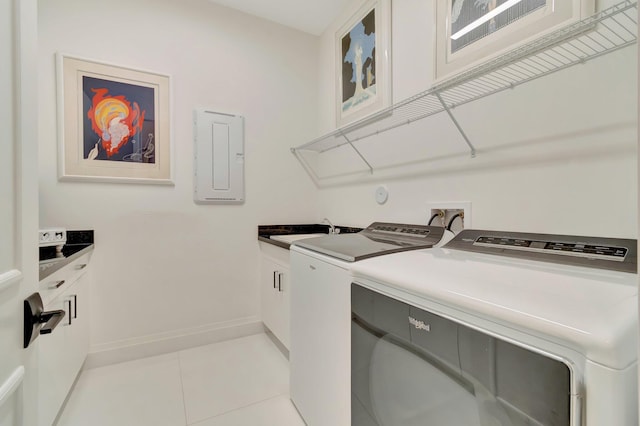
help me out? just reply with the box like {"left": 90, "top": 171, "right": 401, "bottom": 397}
{"left": 39, "top": 253, "right": 91, "bottom": 306}
{"left": 259, "top": 241, "right": 290, "bottom": 264}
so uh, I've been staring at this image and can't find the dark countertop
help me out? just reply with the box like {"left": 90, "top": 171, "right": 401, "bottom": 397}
{"left": 39, "top": 230, "right": 94, "bottom": 281}
{"left": 258, "top": 224, "right": 363, "bottom": 250}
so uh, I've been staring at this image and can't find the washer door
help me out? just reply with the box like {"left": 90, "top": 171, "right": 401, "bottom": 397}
{"left": 351, "top": 284, "right": 571, "bottom": 426}
{"left": 367, "top": 330, "right": 481, "bottom": 426}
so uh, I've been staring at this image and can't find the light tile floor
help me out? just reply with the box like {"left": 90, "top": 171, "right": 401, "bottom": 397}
{"left": 57, "top": 334, "right": 305, "bottom": 426}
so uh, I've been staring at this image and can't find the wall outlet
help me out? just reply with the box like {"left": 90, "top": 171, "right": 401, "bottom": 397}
{"left": 428, "top": 202, "right": 471, "bottom": 231}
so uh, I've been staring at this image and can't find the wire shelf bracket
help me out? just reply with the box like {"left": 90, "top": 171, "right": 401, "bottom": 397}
{"left": 340, "top": 130, "right": 374, "bottom": 174}
{"left": 435, "top": 92, "right": 477, "bottom": 158}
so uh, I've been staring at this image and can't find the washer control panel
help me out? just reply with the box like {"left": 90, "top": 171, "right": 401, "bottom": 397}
{"left": 367, "top": 223, "right": 433, "bottom": 238}
{"left": 474, "top": 236, "right": 628, "bottom": 262}
{"left": 445, "top": 229, "right": 637, "bottom": 273}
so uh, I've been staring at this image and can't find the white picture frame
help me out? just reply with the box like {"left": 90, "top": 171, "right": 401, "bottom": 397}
{"left": 57, "top": 53, "right": 173, "bottom": 184}
{"left": 336, "top": 0, "right": 392, "bottom": 128}
{"left": 435, "top": 0, "right": 595, "bottom": 82}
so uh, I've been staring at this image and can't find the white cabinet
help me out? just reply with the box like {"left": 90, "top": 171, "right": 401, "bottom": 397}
{"left": 259, "top": 243, "right": 290, "bottom": 350}
{"left": 38, "top": 255, "right": 91, "bottom": 426}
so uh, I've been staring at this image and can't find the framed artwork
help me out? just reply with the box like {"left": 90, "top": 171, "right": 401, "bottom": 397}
{"left": 57, "top": 53, "right": 172, "bottom": 184}
{"left": 435, "top": 0, "right": 595, "bottom": 81}
{"left": 336, "top": 0, "right": 391, "bottom": 128}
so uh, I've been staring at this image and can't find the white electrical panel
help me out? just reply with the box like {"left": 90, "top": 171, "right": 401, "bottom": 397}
{"left": 194, "top": 109, "right": 245, "bottom": 204}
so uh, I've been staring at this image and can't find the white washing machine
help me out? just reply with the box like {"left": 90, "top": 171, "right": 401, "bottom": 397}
{"left": 350, "top": 229, "right": 638, "bottom": 426}
{"left": 289, "top": 222, "right": 449, "bottom": 426}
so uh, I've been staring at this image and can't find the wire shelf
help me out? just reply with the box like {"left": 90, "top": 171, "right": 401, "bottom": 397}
{"left": 292, "top": 0, "right": 637, "bottom": 173}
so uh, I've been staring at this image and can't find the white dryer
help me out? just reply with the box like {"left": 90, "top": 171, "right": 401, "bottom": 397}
{"left": 350, "top": 229, "right": 638, "bottom": 426}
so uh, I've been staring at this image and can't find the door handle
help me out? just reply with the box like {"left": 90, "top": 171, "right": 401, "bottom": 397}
{"left": 39, "top": 310, "right": 66, "bottom": 335}
{"left": 75, "top": 264, "right": 87, "bottom": 270}
{"left": 23, "top": 292, "right": 66, "bottom": 348}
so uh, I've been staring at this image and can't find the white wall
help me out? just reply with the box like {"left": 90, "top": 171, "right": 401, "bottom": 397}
{"left": 37, "top": 0, "right": 637, "bottom": 354}
{"left": 38, "top": 0, "right": 320, "bottom": 351}
{"left": 314, "top": 0, "right": 637, "bottom": 238}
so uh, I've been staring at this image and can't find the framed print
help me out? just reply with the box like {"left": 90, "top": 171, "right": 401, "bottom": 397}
{"left": 435, "top": 0, "right": 595, "bottom": 81}
{"left": 57, "top": 53, "right": 173, "bottom": 184}
{"left": 336, "top": 0, "right": 391, "bottom": 128}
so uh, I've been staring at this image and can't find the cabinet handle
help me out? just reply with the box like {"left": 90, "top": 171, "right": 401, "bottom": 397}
{"left": 65, "top": 299, "right": 72, "bottom": 325}
{"left": 278, "top": 273, "right": 283, "bottom": 292}
{"left": 273, "top": 271, "right": 277, "bottom": 289}
{"left": 71, "top": 294, "right": 78, "bottom": 319}
{"left": 49, "top": 280, "right": 65, "bottom": 289}
{"left": 75, "top": 264, "right": 87, "bottom": 270}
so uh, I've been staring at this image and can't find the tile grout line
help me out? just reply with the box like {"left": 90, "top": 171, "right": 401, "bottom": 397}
{"left": 186, "top": 393, "right": 291, "bottom": 426}
{"left": 177, "top": 350, "right": 190, "bottom": 426}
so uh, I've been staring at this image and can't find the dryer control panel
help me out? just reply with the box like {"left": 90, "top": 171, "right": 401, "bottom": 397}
{"left": 445, "top": 229, "right": 637, "bottom": 273}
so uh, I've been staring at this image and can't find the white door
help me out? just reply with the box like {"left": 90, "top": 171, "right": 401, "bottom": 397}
{"left": 0, "top": 0, "right": 39, "bottom": 425}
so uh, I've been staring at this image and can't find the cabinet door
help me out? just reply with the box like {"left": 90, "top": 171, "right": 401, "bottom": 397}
{"left": 38, "top": 271, "right": 90, "bottom": 426}
{"left": 38, "top": 292, "right": 72, "bottom": 426}
{"left": 64, "top": 272, "right": 90, "bottom": 384}
{"left": 260, "top": 256, "right": 290, "bottom": 349}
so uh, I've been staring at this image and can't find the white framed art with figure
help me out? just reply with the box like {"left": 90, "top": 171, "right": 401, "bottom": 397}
{"left": 335, "top": 0, "right": 392, "bottom": 128}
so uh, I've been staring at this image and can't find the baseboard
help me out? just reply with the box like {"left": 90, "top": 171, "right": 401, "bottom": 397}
{"left": 85, "top": 316, "right": 264, "bottom": 369}
{"left": 263, "top": 327, "right": 289, "bottom": 360}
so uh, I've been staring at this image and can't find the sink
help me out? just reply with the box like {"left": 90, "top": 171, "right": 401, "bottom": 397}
{"left": 270, "top": 233, "right": 326, "bottom": 244}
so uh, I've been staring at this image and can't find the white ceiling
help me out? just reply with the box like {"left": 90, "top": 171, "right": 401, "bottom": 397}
{"left": 207, "top": 0, "right": 350, "bottom": 35}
